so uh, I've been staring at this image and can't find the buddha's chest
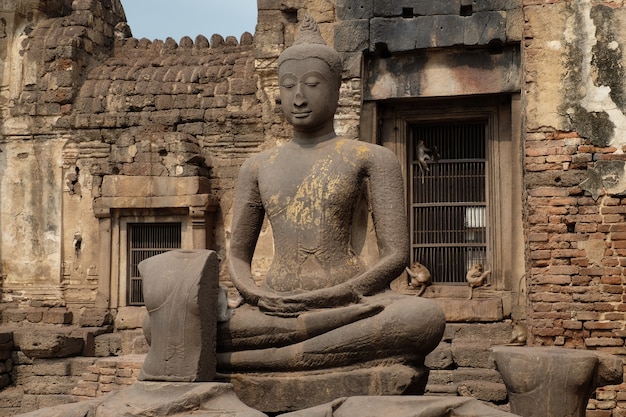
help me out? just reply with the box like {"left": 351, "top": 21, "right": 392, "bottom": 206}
{"left": 257, "top": 150, "right": 364, "bottom": 221}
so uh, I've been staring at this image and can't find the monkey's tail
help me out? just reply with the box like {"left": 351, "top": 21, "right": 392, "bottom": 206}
{"left": 417, "top": 285, "right": 427, "bottom": 297}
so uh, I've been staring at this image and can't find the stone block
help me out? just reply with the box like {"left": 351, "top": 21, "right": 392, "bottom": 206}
{"left": 228, "top": 364, "right": 428, "bottom": 413}
{"left": 0, "top": 374, "right": 11, "bottom": 390}
{"left": 374, "top": 0, "right": 460, "bottom": 17}
{"left": 35, "top": 394, "right": 79, "bottom": 409}
{"left": 464, "top": 12, "right": 506, "bottom": 46}
{"left": 451, "top": 340, "right": 496, "bottom": 368}
{"left": 94, "top": 333, "right": 122, "bottom": 357}
{"left": 0, "top": 387, "right": 24, "bottom": 408}
{"left": 78, "top": 308, "right": 113, "bottom": 327}
{"left": 337, "top": 0, "right": 374, "bottom": 20}
{"left": 69, "top": 358, "right": 97, "bottom": 376}
{"left": 425, "top": 341, "right": 453, "bottom": 369}
{"left": 435, "top": 299, "right": 504, "bottom": 323}
{"left": 30, "top": 359, "right": 70, "bottom": 376}
{"left": 370, "top": 17, "right": 422, "bottom": 52}
{"left": 0, "top": 334, "right": 14, "bottom": 360}
{"left": 114, "top": 307, "right": 146, "bottom": 330}
{"left": 453, "top": 367, "right": 503, "bottom": 384}
{"left": 334, "top": 20, "right": 369, "bottom": 53}
{"left": 42, "top": 309, "right": 73, "bottom": 325}
{"left": 4, "top": 309, "right": 26, "bottom": 323}
{"left": 457, "top": 380, "right": 508, "bottom": 402}
{"left": 16, "top": 331, "right": 84, "bottom": 359}
{"left": 20, "top": 375, "right": 78, "bottom": 395}
{"left": 431, "top": 15, "right": 465, "bottom": 47}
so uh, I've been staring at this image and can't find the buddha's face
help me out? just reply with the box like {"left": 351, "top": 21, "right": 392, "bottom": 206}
{"left": 278, "top": 57, "right": 340, "bottom": 133}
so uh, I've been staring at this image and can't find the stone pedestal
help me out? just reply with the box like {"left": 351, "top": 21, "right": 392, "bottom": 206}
{"left": 492, "top": 346, "right": 623, "bottom": 417}
{"left": 223, "top": 364, "right": 429, "bottom": 413}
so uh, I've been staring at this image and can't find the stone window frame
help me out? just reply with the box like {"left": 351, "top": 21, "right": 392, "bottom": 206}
{"left": 367, "top": 94, "right": 524, "bottom": 320}
{"left": 93, "top": 176, "right": 218, "bottom": 310}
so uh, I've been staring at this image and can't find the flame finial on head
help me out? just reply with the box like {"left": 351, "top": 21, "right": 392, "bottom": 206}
{"left": 293, "top": 15, "right": 325, "bottom": 46}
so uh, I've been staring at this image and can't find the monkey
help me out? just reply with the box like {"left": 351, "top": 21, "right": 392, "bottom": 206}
{"left": 508, "top": 320, "right": 528, "bottom": 345}
{"left": 415, "top": 140, "right": 440, "bottom": 184}
{"left": 465, "top": 263, "right": 491, "bottom": 300}
{"left": 405, "top": 261, "right": 431, "bottom": 297}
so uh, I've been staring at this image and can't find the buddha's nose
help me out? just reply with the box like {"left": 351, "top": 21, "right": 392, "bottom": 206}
{"left": 294, "top": 87, "right": 306, "bottom": 106}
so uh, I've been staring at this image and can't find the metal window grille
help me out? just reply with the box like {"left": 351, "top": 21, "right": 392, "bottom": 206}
{"left": 127, "top": 223, "right": 182, "bottom": 305}
{"left": 410, "top": 121, "right": 488, "bottom": 284}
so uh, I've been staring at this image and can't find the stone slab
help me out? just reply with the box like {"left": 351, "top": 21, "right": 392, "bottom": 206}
{"left": 15, "top": 382, "right": 266, "bottom": 417}
{"left": 281, "top": 396, "right": 520, "bottom": 417}
{"left": 436, "top": 298, "right": 504, "bottom": 322}
{"left": 224, "top": 364, "right": 428, "bottom": 413}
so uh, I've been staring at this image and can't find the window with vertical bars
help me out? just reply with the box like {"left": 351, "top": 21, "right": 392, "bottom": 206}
{"left": 410, "top": 121, "right": 488, "bottom": 284}
{"left": 127, "top": 223, "right": 182, "bottom": 305}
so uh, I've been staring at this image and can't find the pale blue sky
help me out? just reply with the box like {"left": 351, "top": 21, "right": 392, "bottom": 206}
{"left": 120, "top": 1, "right": 258, "bottom": 41}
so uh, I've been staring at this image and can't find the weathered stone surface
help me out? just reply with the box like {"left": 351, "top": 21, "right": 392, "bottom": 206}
{"left": 93, "top": 333, "right": 122, "bottom": 357}
{"left": 492, "top": 346, "right": 623, "bottom": 417}
{"left": 281, "top": 396, "right": 520, "bottom": 417}
{"left": 78, "top": 308, "right": 113, "bottom": 327}
{"left": 364, "top": 47, "right": 521, "bottom": 101}
{"left": 336, "top": 0, "right": 374, "bottom": 20}
{"left": 138, "top": 250, "right": 218, "bottom": 382}
{"left": 15, "top": 331, "right": 84, "bottom": 359}
{"left": 219, "top": 19, "right": 446, "bottom": 408}
{"left": 425, "top": 341, "right": 453, "bottom": 369}
{"left": 15, "top": 382, "right": 266, "bottom": 417}
{"left": 114, "top": 307, "right": 146, "bottom": 330}
{"left": 458, "top": 380, "right": 508, "bottom": 403}
{"left": 452, "top": 340, "right": 496, "bottom": 368}
{"left": 226, "top": 365, "right": 428, "bottom": 413}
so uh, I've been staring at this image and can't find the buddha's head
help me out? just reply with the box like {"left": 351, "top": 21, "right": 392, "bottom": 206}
{"left": 277, "top": 15, "right": 343, "bottom": 132}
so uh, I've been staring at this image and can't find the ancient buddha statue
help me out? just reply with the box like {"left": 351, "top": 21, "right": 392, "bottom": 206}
{"left": 218, "top": 16, "right": 445, "bottom": 376}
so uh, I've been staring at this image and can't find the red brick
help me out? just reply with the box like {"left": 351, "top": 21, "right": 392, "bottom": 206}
{"left": 530, "top": 250, "right": 552, "bottom": 260}
{"left": 553, "top": 249, "right": 586, "bottom": 258}
{"left": 604, "top": 214, "right": 625, "bottom": 223}
{"left": 572, "top": 276, "right": 593, "bottom": 285}
{"left": 604, "top": 312, "right": 626, "bottom": 320}
{"left": 581, "top": 267, "right": 608, "bottom": 276}
{"left": 601, "top": 276, "right": 623, "bottom": 285}
{"left": 547, "top": 265, "right": 579, "bottom": 275}
{"left": 585, "top": 337, "right": 624, "bottom": 347}
{"left": 572, "top": 257, "right": 590, "bottom": 266}
{"left": 528, "top": 232, "right": 549, "bottom": 242}
{"left": 603, "top": 207, "right": 626, "bottom": 214}
{"left": 533, "top": 327, "right": 564, "bottom": 337}
{"left": 576, "top": 223, "right": 598, "bottom": 233}
{"left": 600, "top": 284, "right": 624, "bottom": 294}
{"left": 562, "top": 320, "right": 583, "bottom": 329}
{"left": 584, "top": 321, "right": 619, "bottom": 330}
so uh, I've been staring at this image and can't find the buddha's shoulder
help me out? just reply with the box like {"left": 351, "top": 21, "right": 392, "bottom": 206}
{"left": 334, "top": 138, "right": 397, "bottom": 161}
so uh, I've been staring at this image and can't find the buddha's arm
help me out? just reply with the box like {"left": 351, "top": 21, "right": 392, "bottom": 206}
{"left": 229, "top": 158, "right": 271, "bottom": 306}
{"left": 351, "top": 146, "right": 410, "bottom": 292}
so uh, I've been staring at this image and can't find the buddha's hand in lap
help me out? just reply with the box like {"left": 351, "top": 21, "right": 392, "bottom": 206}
{"left": 256, "top": 284, "right": 360, "bottom": 317}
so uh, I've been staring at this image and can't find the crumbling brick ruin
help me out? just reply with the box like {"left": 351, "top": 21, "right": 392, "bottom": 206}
{"left": 1, "top": 0, "right": 626, "bottom": 416}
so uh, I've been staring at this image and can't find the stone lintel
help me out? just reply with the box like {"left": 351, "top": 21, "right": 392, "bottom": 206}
{"left": 93, "top": 195, "right": 218, "bottom": 218}
{"left": 100, "top": 175, "right": 211, "bottom": 198}
{"left": 364, "top": 46, "right": 521, "bottom": 100}
{"left": 434, "top": 298, "right": 503, "bottom": 322}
